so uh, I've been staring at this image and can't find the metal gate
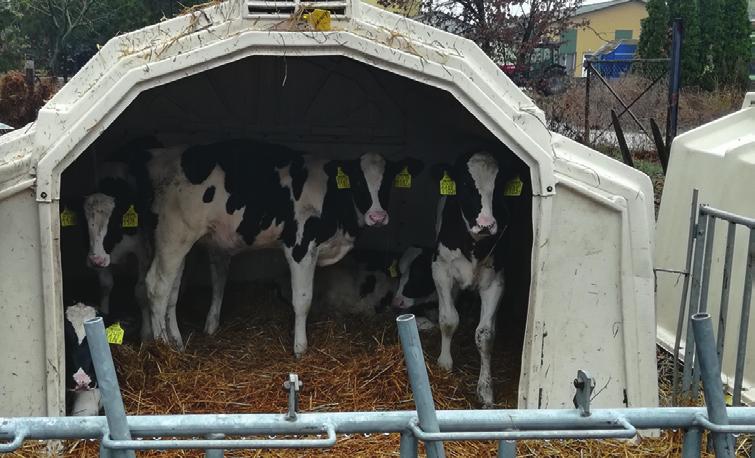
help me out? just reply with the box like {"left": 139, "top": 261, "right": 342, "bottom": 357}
{"left": 2, "top": 312, "right": 755, "bottom": 457}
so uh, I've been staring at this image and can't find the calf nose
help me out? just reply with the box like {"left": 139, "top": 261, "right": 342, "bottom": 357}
{"left": 88, "top": 254, "right": 109, "bottom": 268}
{"left": 73, "top": 368, "right": 92, "bottom": 391}
{"left": 476, "top": 215, "right": 496, "bottom": 228}
{"left": 367, "top": 210, "right": 388, "bottom": 226}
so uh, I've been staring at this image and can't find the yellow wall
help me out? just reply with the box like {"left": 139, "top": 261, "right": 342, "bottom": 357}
{"left": 572, "top": 1, "right": 648, "bottom": 76}
{"left": 360, "top": 0, "right": 421, "bottom": 16}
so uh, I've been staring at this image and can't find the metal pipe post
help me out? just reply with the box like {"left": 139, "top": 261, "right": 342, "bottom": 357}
{"left": 691, "top": 313, "right": 734, "bottom": 457}
{"left": 584, "top": 62, "right": 591, "bottom": 146}
{"left": 84, "top": 317, "right": 136, "bottom": 458}
{"left": 682, "top": 212, "right": 708, "bottom": 397}
{"left": 673, "top": 189, "right": 699, "bottom": 404}
{"left": 716, "top": 222, "right": 737, "bottom": 363}
{"left": 680, "top": 428, "right": 701, "bottom": 458}
{"left": 691, "top": 215, "right": 717, "bottom": 399}
{"left": 498, "top": 440, "right": 516, "bottom": 458}
{"left": 400, "top": 429, "right": 418, "bottom": 458}
{"left": 733, "top": 229, "right": 755, "bottom": 406}
{"left": 396, "top": 314, "right": 445, "bottom": 458}
{"left": 205, "top": 433, "right": 225, "bottom": 458}
{"left": 665, "top": 17, "right": 683, "bottom": 154}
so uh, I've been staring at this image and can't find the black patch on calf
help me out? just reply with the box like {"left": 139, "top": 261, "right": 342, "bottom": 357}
{"left": 63, "top": 307, "right": 98, "bottom": 391}
{"left": 359, "top": 274, "right": 377, "bottom": 298}
{"left": 202, "top": 186, "right": 216, "bottom": 203}
{"left": 96, "top": 175, "right": 139, "bottom": 253}
{"left": 402, "top": 249, "right": 436, "bottom": 300}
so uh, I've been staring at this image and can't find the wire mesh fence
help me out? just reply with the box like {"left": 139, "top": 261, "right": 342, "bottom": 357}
{"left": 583, "top": 58, "right": 670, "bottom": 154}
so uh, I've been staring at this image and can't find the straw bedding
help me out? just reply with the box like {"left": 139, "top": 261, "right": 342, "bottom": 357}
{"left": 14, "top": 283, "right": 752, "bottom": 456}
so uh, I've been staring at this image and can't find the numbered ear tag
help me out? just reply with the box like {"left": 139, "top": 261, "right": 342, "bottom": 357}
{"left": 394, "top": 166, "right": 412, "bottom": 189}
{"left": 504, "top": 176, "right": 523, "bottom": 196}
{"left": 106, "top": 322, "right": 124, "bottom": 345}
{"left": 388, "top": 259, "right": 399, "bottom": 278}
{"left": 336, "top": 166, "right": 351, "bottom": 189}
{"left": 307, "top": 8, "right": 332, "bottom": 31}
{"left": 122, "top": 205, "right": 139, "bottom": 228}
{"left": 439, "top": 171, "right": 456, "bottom": 196}
{"left": 60, "top": 207, "right": 78, "bottom": 227}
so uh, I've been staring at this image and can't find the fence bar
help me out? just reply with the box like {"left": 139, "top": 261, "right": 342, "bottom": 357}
{"left": 733, "top": 229, "right": 755, "bottom": 406}
{"left": 83, "top": 318, "right": 135, "bottom": 458}
{"left": 691, "top": 313, "right": 735, "bottom": 457}
{"left": 665, "top": 17, "right": 683, "bottom": 153}
{"left": 400, "top": 429, "right": 418, "bottom": 458}
{"left": 396, "top": 314, "right": 445, "bottom": 458}
{"left": 691, "top": 215, "right": 717, "bottom": 399}
{"left": 682, "top": 212, "right": 708, "bottom": 397}
{"left": 497, "top": 440, "right": 516, "bottom": 458}
{"left": 681, "top": 428, "right": 702, "bottom": 458}
{"left": 673, "top": 189, "right": 699, "bottom": 404}
{"left": 716, "top": 222, "right": 737, "bottom": 363}
{"left": 7, "top": 408, "right": 755, "bottom": 443}
{"left": 700, "top": 205, "right": 755, "bottom": 228}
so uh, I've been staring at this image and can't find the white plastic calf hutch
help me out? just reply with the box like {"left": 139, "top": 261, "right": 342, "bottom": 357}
{"left": 656, "top": 93, "right": 755, "bottom": 404}
{"left": 0, "top": 0, "right": 657, "bottom": 416}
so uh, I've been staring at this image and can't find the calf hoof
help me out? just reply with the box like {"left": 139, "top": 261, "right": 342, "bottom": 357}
{"left": 293, "top": 343, "right": 308, "bottom": 359}
{"left": 476, "top": 383, "right": 494, "bottom": 408}
{"left": 204, "top": 322, "right": 219, "bottom": 336}
{"left": 437, "top": 353, "right": 453, "bottom": 372}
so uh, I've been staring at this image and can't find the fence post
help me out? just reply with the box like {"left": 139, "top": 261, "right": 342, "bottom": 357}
{"left": 733, "top": 229, "right": 755, "bottom": 406}
{"left": 396, "top": 314, "right": 445, "bottom": 458}
{"left": 691, "top": 313, "right": 735, "bottom": 457}
{"left": 682, "top": 212, "right": 708, "bottom": 398}
{"left": 681, "top": 428, "right": 702, "bottom": 458}
{"left": 584, "top": 61, "right": 591, "bottom": 146}
{"left": 498, "top": 440, "right": 516, "bottom": 458}
{"left": 84, "top": 317, "right": 135, "bottom": 458}
{"left": 400, "top": 429, "right": 418, "bottom": 458}
{"left": 665, "top": 18, "right": 683, "bottom": 155}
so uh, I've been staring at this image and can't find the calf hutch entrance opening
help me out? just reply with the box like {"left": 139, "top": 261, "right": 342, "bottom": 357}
{"left": 59, "top": 54, "right": 534, "bottom": 415}
{"left": 0, "top": 0, "right": 657, "bottom": 419}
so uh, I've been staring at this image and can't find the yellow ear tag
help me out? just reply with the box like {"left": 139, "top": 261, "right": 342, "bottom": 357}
{"left": 122, "top": 205, "right": 139, "bottom": 228}
{"left": 307, "top": 9, "right": 332, "bottom": 31}
{"left": 394, "top": 166, "right": 412, "bottom": 189}
{"left": 388, "top": 259, "right": 399, "bottom": 278}
{"left": 504, "top": 176, "right": 523, "bottom": 197}
{"left": 725, "top": 392, "right": 733, "bottom": 406}
{"left": 106, "top": 322, "right": 124, "bottom": 345}
{"left": 336, "top": 166, "right": 351, "bottom": 189}
{"left": 439, "top": 171, "right": 456, "bottom": 196}
{"left": 60, "top": 207, "right": 77, "bottom": 227}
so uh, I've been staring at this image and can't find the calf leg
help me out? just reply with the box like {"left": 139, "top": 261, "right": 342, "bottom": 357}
{"left": 97, "top": 268, "right": 114, "bottom": 315}
{"left": 165, "top": 258, "right": 186, "bottom": 349}
{"left": 284, "top": 245, "right": 317, "bottom": 358}
{"left": 476, "top": 269, "right": 505, "bottom": 408}
{"left": 204, "top": 248, "right": 230, "bottom": 335}
{"left": 146, "top": 239, "right": 193, "bottom": 347}
{"left": 134, "top": 246, "right": 152, "bottom": 341}
{"left": 432, "top": 261, "right": 458, "bottom": 371}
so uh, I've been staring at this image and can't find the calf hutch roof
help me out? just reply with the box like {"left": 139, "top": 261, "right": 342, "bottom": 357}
{"left": 0, "top": 0, "right": 657, "bottom": 416}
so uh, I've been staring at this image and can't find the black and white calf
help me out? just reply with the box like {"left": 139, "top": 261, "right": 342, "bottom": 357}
{"left": 64, "top": 303, "right": 101, "bottom": 416}
{"left": 431, "top": 151, "right": 511, "bottom": 408}
{"left": 138, "top": 139, "right": 421, "bottom": 354}
{"left": 82, "top": 163, "right": 151, "bottom": 340}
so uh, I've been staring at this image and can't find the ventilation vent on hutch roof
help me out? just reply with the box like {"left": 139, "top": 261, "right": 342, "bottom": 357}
{"left": 244, "top": 0, "right": 349, "bottom": 18}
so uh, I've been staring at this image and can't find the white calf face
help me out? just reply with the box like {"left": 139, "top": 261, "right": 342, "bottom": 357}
{"left": 83, "top": 193, "right": 116, "bottom": 268}
{"left": 355, "top": 153, "right": 389, "bottom": 227}
{"left": 460, "top": 152, "right": 499, "bottom": 239}
{"left": 64, "top": 303, "right": 98, "bottom": 394}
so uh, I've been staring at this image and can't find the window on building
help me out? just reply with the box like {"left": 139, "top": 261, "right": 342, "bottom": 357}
{"left": 615, "top": 30, "right": 633, "bottom": 40}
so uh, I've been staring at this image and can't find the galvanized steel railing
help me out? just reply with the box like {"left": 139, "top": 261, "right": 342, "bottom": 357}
{"left": 2, "top": 313, "right": 755, "bottom": 457}
{"left": 671, "top": 189, "right": 755, "bottom": 406}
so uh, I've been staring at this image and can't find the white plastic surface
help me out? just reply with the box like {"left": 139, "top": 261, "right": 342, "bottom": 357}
{"left": 0, "top": 0, "right": 657, "bottom": 415}
{"left": 656, "top": 92, "right": 755, "bottom": 404}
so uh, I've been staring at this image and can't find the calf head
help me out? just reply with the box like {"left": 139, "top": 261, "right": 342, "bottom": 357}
{"left": 328, "top": 154, "right": 423, "bottom": 227}
{"left": 83, "top": 193, "right": 116, "bottom": 268}
{"left": 64, "top": 303, "right": 98, "bottom": 395}
{"left": 440, "top": 152, "right": 500, "bottom": 240}
{"left": 392, "top": 246, "right": 436, "bottom": 310}
{"left": 83, "top": 177, "right": 137, "bottom": 268}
